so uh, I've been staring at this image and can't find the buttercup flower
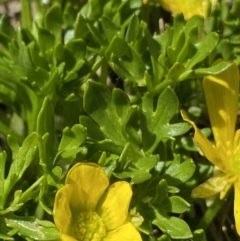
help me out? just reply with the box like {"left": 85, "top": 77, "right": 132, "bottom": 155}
{"left": 181, "top": 61, "right": 240, "bottom": 234}
{"left": 53, "top": 162, "right": 142, "bottom": 241}
{"left": 143, "top": 0, "right": 217, "bottom": 19}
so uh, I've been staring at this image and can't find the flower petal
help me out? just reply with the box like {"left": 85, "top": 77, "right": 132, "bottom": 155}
{"left": 234, "top": 180, "right": 240, "bottom": 235}
{"left": 191, "top": 174, "right": 228, "bottom": 199}
{"left": 53, "top": 184, "right": 72, "bottom": 233}
{"left": 66, "top": 163, "right": 109, "bottom": 211}
{"left": 203, "top": 61, "right": 239, "bottom": 155}
{"left": 61, "top": 233, "right": 78, "bottom": 241}
{"left": 181, "top": 110, "right": 224, "bottom": 170}
{"left": 98, "top": 181, "right": 132, "bottom": 231}
{"left": 159, "top": 0, "right": 217, "bottom": 19}
{"left": 104, "top": 222, "right": 142, "bottom": 241}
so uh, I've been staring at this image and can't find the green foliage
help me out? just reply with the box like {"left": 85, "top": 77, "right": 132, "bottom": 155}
{"left": 0, "top": 0, "right": 240, "bottom": 240}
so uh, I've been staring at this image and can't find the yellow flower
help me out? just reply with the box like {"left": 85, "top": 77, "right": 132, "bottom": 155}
{"left": 181, "top": 61, "right": 240, "bottom": 234}
{"left": 53, "top": 162, "right": 142, "bottom": 241}
{"left": 143, "top": 0, "right": 217, "bottom": 19}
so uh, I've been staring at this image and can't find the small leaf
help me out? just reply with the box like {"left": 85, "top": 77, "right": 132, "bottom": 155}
{"left": 140, "top": 88, "right": 190, "bottom": 154}
{"left": 193, "top": 229, "right": 207, "bottom": 241}
{"left": 3, "top": 133, "right": 37, "bottom": 208}
{"left": 151, "top": 179, "right": 170, "bottom": 208}
{"left": 105, "top": 36, "right": 146, "bottom": 82}
{"left": 186, "top": 32, "right": 219, "bottom": 69}
{"left": 57, "top": 124, "right": 87, "bottom": 160}
{"left": 74, "top": 13, "right": 88, "bottom": 39}
{"left": 101, "top": 16, "right": 119, "bottom": 43}
{"left": 169, "top": 196, "right": 191, "bottom": 213}
{"left": 47, "top": 166, "right": 62, "bottom": 188}
{"left": 38, "top": 28, "right": 55, "bottom": 55}
{"left": 37, "top": 98, "right": 55, "bottom": 169}
{"left": 65, "top": 38, "right": 86, "bottom": 61}
{"left": 80, "top": 116, "right": 105, "bottom": 141}
{"left": 0, "top": 217, "right": 14, "bottom": 240}
{"left": 45, "top": 5, "right": 62, "bottom": 42}
{"left": 153, "top": 214, "right": 192, "bottom": 239}
{"left": 194, "top": 60, "right": 232, "bottom": 76}
{"left": 157, "top": 234, "right": 171, "bottom": 241}
{"left": 161, "top": 155, "right": 196, "bottom": 186}
{"left": 6, "top": 218, "right": 60, "bottom": 240}
{"left": 83, "top": 81, "right": 127, "bottom": 146}
{"left": 114, "top": 155, "right": 158, "bottom": 184}
{"left": 125, "top": 14, "right": 140, "bottom": 43}
{"left": 0, "top": 15, "right": 16, "bottom": 39}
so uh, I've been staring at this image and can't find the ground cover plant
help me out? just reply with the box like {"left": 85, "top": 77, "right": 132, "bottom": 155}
{"left": 0, "top": 0, "right": 240, "bottom": 240}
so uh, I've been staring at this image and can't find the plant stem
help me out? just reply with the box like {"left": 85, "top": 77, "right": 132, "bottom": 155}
{"left": 21, "top": 0, "right": 32, "bottom": 30}
{"left": 197, "top": 196, "right": 227, "bottom": 230}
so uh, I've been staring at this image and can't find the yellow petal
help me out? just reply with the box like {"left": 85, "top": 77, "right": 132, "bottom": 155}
{"left": 234, "top": 130, "right": 240, "bottom": 154}
{"left": 98, "top": 182, "right": 132, "bottom": 231}
{"left": 53, "top": 184, "right": 72, "bottom": 233}
{"left": 234, "top": 180, "right": 240, "bottom": 235}
{"left": 66, "top": 163, "right": 109, "bottom": 211}
{"left": 203, "top": 61, "right": 239, "bottom": 154}
{"left": 181, "top": 110, "right": 224, "bottom": 170}
{"left": 191, "top": 174, "right": 228, "bottom": 199}
{"left": 61, "top": 233, "right": 78, "bottom": 241}
{"left": 159, "top": 0, "right": 217, "bottom": 19}
{"left": 104, "top": 222, "right": 142, "bottom": 241}
{"left": 219, "top": 174, "right": 237, "bottom": 199}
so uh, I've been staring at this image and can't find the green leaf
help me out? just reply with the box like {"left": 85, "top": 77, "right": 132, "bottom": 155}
{"left": 194, "top": 60, "right": 233, "bottom": 76}
{"left": 0, "top": 15, "right": 16, "bottom": 39}
{"left": 144, "top": 23, "right": 160, "bottom": 60}
{"left": 86, "top": 20, "right": 106, "bottom": 46}
{"left": 186, "top": 32, "right": 219, "bottom": 69}
{"left": 151, "top": 179, "right": 170, "bottom": 208}
{"left": 157, "top": 235, "right": 171, "bottom": 241}
{"left": 105, "top": 36, "right": 146, "bottom": 83}
{"left": 101, "top": 16, "right": 119, "bottom": 43}
{"left": 7, "top": 133, "right": 37, "bottom": 181}
{"left": 57, "top": 124, "right": 87, "bottom": 160}
{"left": 54, "top": 43, "right": 75, "bottom": 72}
{"left": 156, "top": 26, "right": 172, "bottom": 56}
{"left": 114, "top": 155, "right": 158, "bottom": 184}
{"left": 0, "top": 217, "right": 14, "bottom": 240}
{"left": 37, "top": 98, "right": 55, "bottom": 169}
{"left": 167, "top": 31, "right": 185, "bottom": 64}
{"left": 3, "top": 133, "right": 37, "bottom": 208}
{"left": 45, "top": 5, "right": 62, "bottom": 42}
{"left": 83, "top": 81, "right": 128, "bottom": 146}
{"left": 140, "top": 88, "right": 190, "bottom": 154}
{"left": 167, "top": 62, "right": 187, "bottom": 79}
{"left": 65, "top": 38, "right": 86, "bottom": 61}
{"left": 38, "top": 28, "right": 55, "bottom": 55}
{"left": 47, "top": 166, "right": 62, "bottom": 188}
{"left": 74, "top": 13, "right": 88, "bottom": 39}
{"left": 105, "top": 36, "right": 131, "bottom": 59}
{"left": 125, "top": 14, "right": 140, "bottom": 43}
{"left": 63, "top": 2, "right": 79, "bottom": 27}
{"left": 80, "top": 116, "right": 105, "bottom": 141}
{"left": 193, "top": 229, "right": 207, "bottom": 241}
{"left": 161, "top": 155, "right": 196, "bottom": 186}
{"left": 169, "top": 196, "right": 191, "bottom": 213}
{"left": 5, "top": 218, "right": 60, "bottom": 240}
{"left": 153, "top": 214, "right": 192, "bottom": 239}
{"left": 29, "top": 45, "right": 49, "bottom": 71}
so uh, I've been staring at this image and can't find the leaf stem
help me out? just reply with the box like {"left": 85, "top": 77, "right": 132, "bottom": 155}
{"left": 153, "top": 78, "right": 175, "bottom": 95}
